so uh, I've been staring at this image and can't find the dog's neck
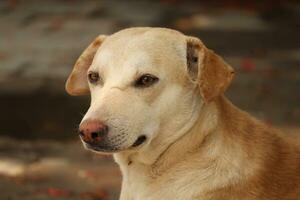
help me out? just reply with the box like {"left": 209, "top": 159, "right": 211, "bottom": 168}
{"left": 148, "top": 99, "right": 220, "bottom": 174}
{"left": 114, "top": 96, "right": 258, "bottom": 182}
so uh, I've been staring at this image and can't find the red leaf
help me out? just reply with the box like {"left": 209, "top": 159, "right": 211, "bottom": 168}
{"left": 241, "top": 58, "right": 256, "bottom": 72}
{"left": 47, "top": 187, "right": 71, "bottom": 197}
{"left": 81, "top": 188, "right": 108, "bottom": 200}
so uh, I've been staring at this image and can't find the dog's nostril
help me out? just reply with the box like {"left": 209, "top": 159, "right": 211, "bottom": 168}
{"left": 91, "top": 132, "right": 99, "bottom": 139}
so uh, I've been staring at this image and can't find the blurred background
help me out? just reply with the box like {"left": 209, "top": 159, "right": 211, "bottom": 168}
{"left": 0, "top": 0, "right": 299, "bottom": 199}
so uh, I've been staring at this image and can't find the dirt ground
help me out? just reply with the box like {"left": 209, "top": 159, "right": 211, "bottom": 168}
{"left": 0, "top": 137, "right": 121, "bottom": 200}
{"left": 0, "top": 126, "right": 299, "bottom": 200}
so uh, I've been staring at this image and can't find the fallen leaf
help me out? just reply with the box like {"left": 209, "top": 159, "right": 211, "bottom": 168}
{"left": 46, "top": 187, "right": 72, "bottom": 197}
{"left": 81, "top": 188, "right": 108, "bottom": 200}
{"left": 241, "top": 58, "right": 256, "bottom": 72}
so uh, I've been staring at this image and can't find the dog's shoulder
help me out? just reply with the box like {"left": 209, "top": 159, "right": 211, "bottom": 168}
{"left": 212, "top": 96, "right": 300, "bottom": 200}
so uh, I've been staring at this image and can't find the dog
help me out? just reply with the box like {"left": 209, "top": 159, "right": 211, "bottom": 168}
{"left": 65, "top": 27, "right": 300, "bottom": 200}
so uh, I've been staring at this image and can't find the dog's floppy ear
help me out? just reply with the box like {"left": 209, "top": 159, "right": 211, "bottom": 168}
{"left": 65, "top": 35, "right": 107, "bottom": 96}
{"left": 186, "top": 36, "right": 235, "bottom": 103}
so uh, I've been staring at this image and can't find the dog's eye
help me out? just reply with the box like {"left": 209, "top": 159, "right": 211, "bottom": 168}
{"left": 135, "top": 74, "right": 159, "bottom": 88}
{"left": 88, "top": 72, "right": 100, "bottom": 84}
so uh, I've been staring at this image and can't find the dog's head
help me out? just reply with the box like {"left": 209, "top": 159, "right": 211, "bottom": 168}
{"left": 66, "top": 28, "right": 234, "bottom": 154}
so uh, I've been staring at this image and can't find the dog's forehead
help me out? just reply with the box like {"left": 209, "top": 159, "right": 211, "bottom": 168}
{"left": 94, "top": 28, "right": 187, "bottom": 70}
{"left": 105, "top": 27, "right": 186, "bottom": 47}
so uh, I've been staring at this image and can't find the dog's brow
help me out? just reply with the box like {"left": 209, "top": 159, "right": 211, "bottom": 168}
{"left": 94, "top": 50, "right": 112, "bottom": 67}
{"left": 125, "top": 51, "right": 153, "bottom": 68}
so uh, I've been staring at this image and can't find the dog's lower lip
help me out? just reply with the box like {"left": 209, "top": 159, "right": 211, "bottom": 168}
{"left": 85, "top": 143, "right": 118, "bottom": 153}
{"left": 132, "top": 135, "right": 147, "bottom": 147}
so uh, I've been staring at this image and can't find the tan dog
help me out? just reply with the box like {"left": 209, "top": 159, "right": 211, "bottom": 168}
{"left": 65, "top": 27, "right": 300, "bottom": 200}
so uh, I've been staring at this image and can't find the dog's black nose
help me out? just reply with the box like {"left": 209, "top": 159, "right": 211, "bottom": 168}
{"left": 79, "top": 120, "right": 109, "bottom": 144}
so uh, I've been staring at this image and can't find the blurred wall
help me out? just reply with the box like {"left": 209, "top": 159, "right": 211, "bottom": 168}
{"left": 0, "top": 0, "right": 299, "bottom": 139}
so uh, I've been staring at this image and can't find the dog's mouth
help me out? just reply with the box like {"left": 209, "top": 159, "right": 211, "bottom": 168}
{"left": 83, "top": 135, "right": 147, "bottom": 153}
{"left": 131, "top": 135, "right": 147, "bottom": 147}
{"left": 84, "top": 142, "right": 121, "bottom": 153}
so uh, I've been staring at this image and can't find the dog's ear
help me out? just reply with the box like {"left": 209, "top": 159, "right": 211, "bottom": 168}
{"left": 186, "top": 36, "right": 235, "bottom": 103}
{"left": 65, "top": 35, "right": 107, "bottom": 96}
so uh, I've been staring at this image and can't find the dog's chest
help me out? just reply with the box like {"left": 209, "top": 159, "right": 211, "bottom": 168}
{"left": 122, "top": 164, "right": 210, "bottom": 200}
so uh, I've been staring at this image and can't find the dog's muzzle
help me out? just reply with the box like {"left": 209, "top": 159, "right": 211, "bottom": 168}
{"left": 78, "top": 119, "right": 148, "bottom": 153}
